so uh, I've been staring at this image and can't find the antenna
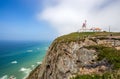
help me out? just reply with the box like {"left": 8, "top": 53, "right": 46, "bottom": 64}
{"left": 109, "top": 26, "right": 112, "bottom": 37}
{"left": 109, "top": 26, "right": 110, "bottom": 33}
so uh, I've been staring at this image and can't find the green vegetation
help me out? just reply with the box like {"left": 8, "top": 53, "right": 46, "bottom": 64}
{"left": 71, "top": 72, "right": 120, "bottom": 79}
{"left": 112, "top": 32, "right": 120, "bottom": 36}
{"left": 72, "top": 45, "right": 120, "bottom": 79}
{"left": 86, "top": 45, "right": 120, "bottom": 69}
{"left": 54, "top": 32, "right": 120, "bottom": 43}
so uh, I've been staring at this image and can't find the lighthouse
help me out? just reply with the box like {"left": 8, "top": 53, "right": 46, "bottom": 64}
{"left": 78, "top": 20, "right": 102, "bottom": 32}
{"left": 82, "top": 20, "right": 87, "bottom": 32}
{"left": 82, "top": 20, "right": 87, "bottom": 29}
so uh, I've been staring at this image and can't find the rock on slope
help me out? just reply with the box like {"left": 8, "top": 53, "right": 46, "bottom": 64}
{"left": 27, "top": 32, "right": 120, "bottom": 79}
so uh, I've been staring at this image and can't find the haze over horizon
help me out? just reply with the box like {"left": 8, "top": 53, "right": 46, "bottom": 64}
{"left": 0, "top": 0, "right": 120, "bottom": 41}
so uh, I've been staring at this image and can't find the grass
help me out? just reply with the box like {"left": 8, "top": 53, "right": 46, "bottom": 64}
{"left": 71, "top": 46, "right": 120, "bottom": 79}
{"left": 112, "top": 32, "right": 120, "bottom": 36}
{"left": 54, "top": 32, "right": 120, "bottom": 43}
{"left": 85, "top": 45, "right": 120, "bottom": 69}
{"left": 71, "top": 72, "right": 120, "bottom": 79}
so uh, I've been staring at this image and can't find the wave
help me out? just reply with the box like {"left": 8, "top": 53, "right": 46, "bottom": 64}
{"left": 20, "top": 67, "right": 32, "bottom": 79}
{"left": 31, "top": 65, "right": 35, "bottom": 68}
{"left": 9, "top": 75, "right": 16, "bottom": 79}
{"left": 11, "top": 61, "right": 17, "bottom": 64}
{"left": 20, "top": 67, "right": 31, "bottom": 73}
{"left": 26, "top": 50, "right": 33, "bottom": 52}
{"left": 0, "top": 75, "right": 8, "bottom": 79}
{"left": 36, "top": 61, "right": 42, "bottom": 65}
{"left": 0, "top": 75, "right": 16, "bottom": 79}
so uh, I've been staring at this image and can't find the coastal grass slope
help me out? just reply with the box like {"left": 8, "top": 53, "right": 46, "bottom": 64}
{"left": 55, "top": 32, "right": 120, "bottom": 43}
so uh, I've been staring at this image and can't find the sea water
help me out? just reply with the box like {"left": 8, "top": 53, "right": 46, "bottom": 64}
{"left": 0, "top": 40, "right": 51, "bottom": 79}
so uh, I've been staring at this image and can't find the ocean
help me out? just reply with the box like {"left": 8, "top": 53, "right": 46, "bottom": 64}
{"left": 0, "top": 40, "right": 51, "bottom": 79}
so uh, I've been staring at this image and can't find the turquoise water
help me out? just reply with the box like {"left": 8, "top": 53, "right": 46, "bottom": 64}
{"left": 0, "top": 41, "right": 51, "bottom": 79}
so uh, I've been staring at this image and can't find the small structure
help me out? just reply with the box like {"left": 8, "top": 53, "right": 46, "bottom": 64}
{"left": 90, "top": 27, "right": 102, "bottom": 32}
{"left": 78, "top": 20, "right": 102, "bottom": 32}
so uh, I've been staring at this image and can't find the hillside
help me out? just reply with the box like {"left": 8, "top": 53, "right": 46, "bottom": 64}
{"left": 27, "top": 32, "right": 120, "bottom": 79}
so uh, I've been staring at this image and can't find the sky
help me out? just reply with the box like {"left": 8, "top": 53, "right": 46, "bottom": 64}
{"left": 0, "top": 0, "right": 120, "bottom": 41}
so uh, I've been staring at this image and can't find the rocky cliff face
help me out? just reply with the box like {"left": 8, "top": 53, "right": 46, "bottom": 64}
{"left": 27, "top": 33, "right": 120, "bottom": 79}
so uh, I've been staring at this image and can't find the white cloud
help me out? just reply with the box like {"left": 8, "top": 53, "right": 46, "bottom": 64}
{"left": 38, "top": 0, "right": 120, "bottom": 35}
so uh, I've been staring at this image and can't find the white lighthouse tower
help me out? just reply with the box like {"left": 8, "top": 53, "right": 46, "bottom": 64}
{"left": 78, "top": 20, "right": 87, "bottom": 32}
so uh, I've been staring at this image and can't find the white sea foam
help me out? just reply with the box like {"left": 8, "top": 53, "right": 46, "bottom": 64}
{"left": 27, "top": 50, "right": 33, "bottom": 52}
{"left": 11, "top": 61, "right": 17, "bottom": 64}
{"left": 20, "top": 68, "right": 27, "bottom": 72}
{"left": 36, "top": 61, "right": 42, "bottom": 65}
{"left": 20, "top": 67, "right": 32, "bottom": 74}
{"left": 0, "top": 75, "right": 8, "bottom": 79}
{"left": 31, "top": 65, "right": 35, "bottom": 68}
{"left": 20, "top": 67, "right": 32, "bottom": 79}
{"left": 9, "top": 75, "right": 16, "bottom": 79}
{"left": 0, "top": 75, "right": 16, "bottom": 79}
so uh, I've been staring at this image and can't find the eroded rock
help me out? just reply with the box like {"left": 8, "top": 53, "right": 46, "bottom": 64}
{"left": 27, "top": 37, "right": 120, "bottom": 79}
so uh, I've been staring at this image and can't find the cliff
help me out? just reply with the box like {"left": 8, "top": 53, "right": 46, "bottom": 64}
{"left": 27, "top": 32, "right": 120, "bottom": 79}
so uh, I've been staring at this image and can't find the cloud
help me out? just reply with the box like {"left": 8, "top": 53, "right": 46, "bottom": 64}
{"left": 38, "top": 0, "right": 120, "bottom": 35}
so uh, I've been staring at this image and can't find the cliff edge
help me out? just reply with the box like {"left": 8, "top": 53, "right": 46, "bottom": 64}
{"left": 27, "top": 32, "right": 120, "bottom": 79}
